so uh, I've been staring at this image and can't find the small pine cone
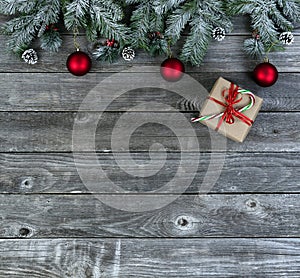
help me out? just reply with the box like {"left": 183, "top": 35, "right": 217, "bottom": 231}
{"left": 21, "top": 49, "right": 38, "bottom": 65}
{"left": 148, "top": 31, "right": 164, "bottom": 40}
{"left": 46, "top": 24, "right": 59, "bottom": 32}
{"left": 279, "top": 32, "right": 294, "bottom": 45}
{"left": 122, "top": 47, "right": 135, "bottom": 61}
{"left": 148, "top": 32, "right": 156, "bottom": 40}
{"left": 212, "top": 27, "right": 226, "bottom": 41}
{"left": 252, "top": 30, "right": 260, "bottom": 40}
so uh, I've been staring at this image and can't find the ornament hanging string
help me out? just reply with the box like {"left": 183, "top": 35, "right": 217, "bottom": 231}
{"left": 264, "top": 40, "right": 279, "bottom": 62}
{"left": 192, "top": 83, "right": 256, "bottom": 131}
{"left": 73, "top": 27, "right": 80, "bottom": 51}
{"left": 167, "top": 38, "right": 173, "bottom": 58}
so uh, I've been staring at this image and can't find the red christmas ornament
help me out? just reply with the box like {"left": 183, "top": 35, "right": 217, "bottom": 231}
{"left": 253, "top": 62, "right": 278, "bottom": 87}
{"left": 67, "top": 51, "right": 92, "bottom": 76}
{"left": 160, "top": 58, "right": 185, "bottom": 82}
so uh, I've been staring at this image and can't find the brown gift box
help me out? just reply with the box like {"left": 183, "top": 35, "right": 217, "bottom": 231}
{"left": 199, "top": 77, "right": 263, "bottom": 143}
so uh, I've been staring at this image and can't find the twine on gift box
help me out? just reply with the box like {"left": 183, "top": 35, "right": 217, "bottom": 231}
{"left": 192, "top": 83, "right": 256, "bottom": 131}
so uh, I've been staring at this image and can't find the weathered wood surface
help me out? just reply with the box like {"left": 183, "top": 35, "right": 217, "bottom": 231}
{"left": 0, "top": 12, "right": 299, "bottom": 278}
{"left": 0, "top": 153, "right": 299, "bottom": 194}
{"left": 0, "top": 112, "right": 298, "bottom": 152}
{"left": 0, "top": 194, "right": 299, "bottom": 238}
{"left": 0, "top": 35, "right": 299, "bottom": 73}
{"left": 0, "top": 72, "right": 299, "bottom": 112}
{"left": 0, "top": 238, "right": 299, "bottom": 277}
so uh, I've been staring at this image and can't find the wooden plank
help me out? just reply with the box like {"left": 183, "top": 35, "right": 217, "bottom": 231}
{"left": 0, "top": 153, "right": 299, "bottom": 194}
{"left": 0, "top": 112, "right": 298, "bottom": 152}
{"left": 0, "top": 72, "right": 298, "bottom": 112}
{"left": 0, "top": 35, "right": 298, "bottom": 73}
{"left": 0, "top": 194, "right": 299, "bottom": 238}
{"left": 0, "top": 238, "right": 299, "bottom": 277}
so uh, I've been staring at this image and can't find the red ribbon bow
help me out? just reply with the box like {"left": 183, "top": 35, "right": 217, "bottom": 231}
{"left": 209, "top": 83, "right": 254, "bottom": 131}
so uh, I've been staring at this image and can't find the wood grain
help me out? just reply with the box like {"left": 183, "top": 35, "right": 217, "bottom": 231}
{"left": 0, "top": 112, "right": 298, "bottom": 152}
{"left": 0, "top": 72, "right": 299, "bottom": 112}
{"left": 0, "top": 152, "right": 299, "bottom": 194}
{"left": 0, "top": 238, "right": 299, "bottom": 277}
{"left": 0, "top": 194, "right": 299, "bottom": 238}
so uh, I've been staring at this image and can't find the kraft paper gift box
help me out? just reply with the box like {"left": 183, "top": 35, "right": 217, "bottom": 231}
{"left": 192, "top": 77, "right": 263, "bottom": 143}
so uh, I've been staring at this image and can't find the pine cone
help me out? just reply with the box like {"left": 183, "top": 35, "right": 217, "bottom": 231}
{"left": 279, "top": 32, "right": 294, "bottom": 45}
{"left": 122, "top": 47, "right": 135, "bottom": 61}
{"left": 21, "top": 49, "right": 38, "bottom": 65}
{"left": 148, "top": 32, "right": 163, "bottom": 40}
{"left": 212, "top": 27, "right": 226, "bottom": 41}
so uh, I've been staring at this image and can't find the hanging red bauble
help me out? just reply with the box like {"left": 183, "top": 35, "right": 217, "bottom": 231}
{"left": 253, "top": 62, "right": 278, "bottom": 87}
{"left": 160, "top": 58, "right": 185, "bottom": 82}
{"left": 67, "top": 50, "right": 92, "bottom": 76}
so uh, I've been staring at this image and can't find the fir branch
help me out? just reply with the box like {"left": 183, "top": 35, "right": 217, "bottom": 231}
{"left": 93, "top": 45, "right": 119, "bottom": 63}
{"left": 2, "top": 15, "right": 38, "bottom": 54}
{"left": 180, "top": 18, "right": 211, "bottom": 66}
{"left": 1, "top": 0, "right": 297, "bottom": 64}
{"left": 127, "top": 0, "right": 172, "bottom": 56}
{"left": 280, "top": 0, "right": 300, "bottom": 22}
{"left": 149, "top": 9, "right": 164, "bottom": 32}
{"left": 97, "top": 0, "right": 123, "bottom": 22}
{"left": 89, "top": 0, "right": 129, "bottom": 45}
{"left": 269, "top": 8, "right": 294, "bottom": 31}
{"left": 200, "top": 0, "right": 232, "bottom": 32}
{"left": 167, "top": 0, "right": 232, "bottom": 65}
{"left": 0, "top": 0, "right": 37, "bottom": 15}
{"left": 226, "top": 0, "right": 300, "bottom": 57}
{"left": 125, "top": 0, "right": 141, "bottom": 4}
{"left": 165, "top": 1, "right": 193, "bottom": 42}
{"left": 149, "top": 36, "right": 169, "bottom": 56}
{"left": 40, "top": 30, "right": 62, "bottom": 52}
{"left": 250, "top": 11, "right": 278, "bottom": 45}
{"left": 153, "top": 0, "right": 185, "bottom": 15}
{"left": 1, "top": 0, "right": 61, "bottom": 54}
{"left": 127, "top": 1, "right": 151, "bottom": 49}
{"left": 244, "top": 38, "right": 266, "bottom": 58}
{"left": 64, "top": 0, "right": 90, "bottom": 29}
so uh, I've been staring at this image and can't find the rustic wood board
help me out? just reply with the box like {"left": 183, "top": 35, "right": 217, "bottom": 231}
{"left": 0, "top": 152, "right": 299, "bottom": 194}
{"left": 0, "top": 112, "right": 298, "bottom": 152}
{"left": 0, "top": 238, "right": 299, "bottom": 277}
{"left": 0, "top": 72, "right": 299, "bottom": 112}
{"left": 0, "top": 11, "right": 299, "bottom": 278}
{"left": 0, "top": 194, "right": 299, "bottom": 238}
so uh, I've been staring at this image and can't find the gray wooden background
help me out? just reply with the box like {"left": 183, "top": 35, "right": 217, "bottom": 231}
{"left": 0, "top": 15, "right": 299, "bottom": 277}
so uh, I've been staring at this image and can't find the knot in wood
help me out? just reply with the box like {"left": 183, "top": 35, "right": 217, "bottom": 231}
{"left": 19, "top": 227, "right": 31, "bottom": 237}
{"left": 246, "top": 199, "right": 258, "bottom": 210}
{"left": 174, "top": 216, "right": 194, "bottom": 231}
{"left": 21, "top": 178, "right": 33, "bottom": 189}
